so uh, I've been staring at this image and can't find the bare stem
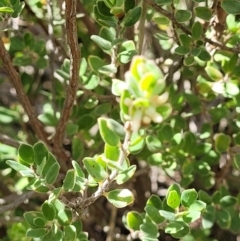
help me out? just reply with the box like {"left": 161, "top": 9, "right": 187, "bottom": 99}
{"left": 0, "top": 191, "right": 36, "bottom": 214}
{"left": 0, "top": 38, "right": 49, "bottom": 144}
{"left": 0, "top": 134, "right": 22, "bottom": 148}
{"left": 53, "top": 0, "right": 80, "bottom": 156}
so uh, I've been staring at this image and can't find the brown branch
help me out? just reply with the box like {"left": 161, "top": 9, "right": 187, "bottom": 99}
{"left": 0, "top": 133, "right": 21, "bottom": 148}
{"left": 145, "top": 0, "right": 239, "bottom": 53}
{"left": 0, "top": 191, "right": 36, "bottom": 214}
{"left": 0, "top": 38, "right": 49, "bottom": 144}
{"left": 53, "top": 0, "right": 80, "bottom": 152}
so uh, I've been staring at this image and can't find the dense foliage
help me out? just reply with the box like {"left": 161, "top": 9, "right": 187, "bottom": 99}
{"left": 0, "top": 0, "right": 240, "bottom": 240}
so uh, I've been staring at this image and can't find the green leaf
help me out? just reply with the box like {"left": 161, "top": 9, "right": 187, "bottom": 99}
{"left": 167, "top": 190, "right": 181, "bottom": 209}
{"left": 83, "top": 157, "right": 108, "bottom": 182}
{"left": 42, "top": 202, "right": 56, "bottom": 221}
{"left": 146, "top": 135, "right": 161, "bottom": 152}
{"left": 94, "top": 4, "right": 117, "bottom": 27}
{"left": 194, "top": 7, "right": 212, "bottom": 21}
{"left": 105, "top": 189, "right": 134, "bottom": 208}
{"left": 166, "top": 184, "right": 181, "bottom": 209}
{"left": 198, "top": 50, "right": 211, "bottom": 61}
{"left": 179, "top": 34, "right": 192, "bottom": 46}
{"left": 165, "top": 221, "right": 189, "bottom": 238}
{"left": 222, "top": 0, "right": 240, "bottom": 15}
{"left": 18, "top": 143, "right": 34, "bottom": 165}
{"left": 88, "top": 55, "right": 105, "bottom": 72}
{"left": 182, "top": 210, "right": 202, "bottom": 223}
{"left": 6, "top": 160, "right": 35, "bottom": 177}
{"left": 126, "top": 211, "right": 143, "bottom": 230}
{"left": 91, "top": 35, "right": 112, "bottom": 51}
{"left": 66, "top": 123, "right": 78, "bottom": 136}
{"left": 124, "top": 0, "right": 136, "bottom": 12}
{"left": 24, "top": 211, "right": 46, "bottom": 228}
{"left": 98, "top": 0, "right": 113, "bottom": 15}
{"left": 184, "top": 56, "right": 195, "bottom": 66}
{"left": 78, "top": 114, "right": 95, "bottom": 130}
{"left": 98, "top": 117, "right": 124, "bottom": 146}
{"left": 147, "top": 195, "right": 162, "bottom": 209}
{"left": 104, "top": 144, "right": 120, "bottom": 161}
{"left": 98, "top": 64, "right": 117, "bottom": 74}
{"left": 26, "top": 228, "right": 46, "bottom": 238}
{"left": 99, "top": 27, "right": 116, "bottom": 42}
{"left": 189, "top": 200, "right": 206, "bottom": 211}
{"left": 202, "top": 205, "right": 215, "bottom": 229}
{"left": 175, "top": 10, "right": 192, "bottom": 23}
{"left": 72, "top": 220, "right": 82, "bottom": 235}
{"left": 0, "top": 7, "right": 14, "bottom": 13}
{"left": 64, "top": 225, "right": 76, "bottom": 241}
{"left": 174, "top": 46, "right": 190, "bottom": 55}
{"left": 198, "top": 190, "right": 212, "bottom": 205}
{"left": 129, "top": 131, "right": 145, "bottom": 154}
{"left": 10, "top": 36, "right": 24, "bottom": 51}
{"left": 205, "top": 66, "right": 223, "bottom": 81}
{"left": 45, "top": 162, "right": 60, "bottom": 185}
{"left": 191, "top": 21, "right": 203, "bottom": 40}
{"left": 72, "top": 160, "right": 85, "bottom": 178}
{"left": 57, "top": 209, "right": 73, "bottom": 226}
{"left": 36, "top": 57, "right": 48, "bottom": 69}
{"left": 33, "top": 142, "right": 49, "bottom": 166}
{"left": 215, "top": 133, "right": 231, "bottom": 153}
{"left": 216, "top": 209, "right": 231, "bottom": 229}
{"left": 159, "top": 210, "right": 175, "bottom": 221}
{"left": 145, "top": 206, "right": 164, "bottom": 224}
{"left": 116, "top": 165, "right": 136, "bottom": 184}
{"left": 234, "top": 153, "right": 240, "bottom": 169}
{"left": 123, "top": 6, "right": 142, "bottom": 27}
{"left": 41, "top": 153, "right": 57, "bottom": 178}
{"left": 219, "top": 195, "right": 237, "bottom": 207}
{"left": 181, "top": 189, "right": 198, "bottom": 207}
{"left": 140, "top": 222, "right": 158, "bottom": 238}
{"left": 118, "top": 40, "right": 137, "bottom": 64}
{"left": 49, "top": 187, "right": 62, "bottom": 202}
{"left": 225, "top": 82, "right": 239, "bottom": 96}
{"left": 153, "top": 16, "right": 170, "bottom": 25}
{"left": 63, "top": 169, "right": 76, "bottom": 191}
{"left": 147, "top": 153, "right": 163, "bottom": 166}
{"left": 79, "top": 57, "right": 87, "bottom": 77}
{"left": 112, "top": 79, "right": 127, "bottom": 96}
{"left": 12, "top": 1, "right": 25, "bottom": 18}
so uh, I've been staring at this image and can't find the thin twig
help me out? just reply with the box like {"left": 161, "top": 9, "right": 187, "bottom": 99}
{"left": 80, "top": 122, "right": 132, "bottom": 210}
{"left": 145, "top": 0, "right": 239, "bottom": 53}
{"left": 53, "top": 0, "right": 80, "bottom": 151}
{"left": 0, "top": 191, "right": 36, "bottom": 214}
{"left": 0, "top": 134, "right": 21, "bottom": 148}
{"left": 0, "top": 38, "right": 49, "bottom": 144}
{"left": 106, "top": 206, "right": 118, "bottom": 241}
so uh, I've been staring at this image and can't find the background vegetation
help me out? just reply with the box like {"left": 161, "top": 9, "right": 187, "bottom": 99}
{"left": 0, "top": 0, "right": 240, "bottom": 240}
